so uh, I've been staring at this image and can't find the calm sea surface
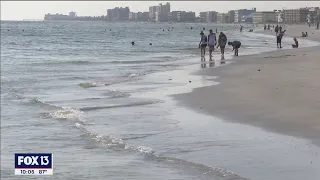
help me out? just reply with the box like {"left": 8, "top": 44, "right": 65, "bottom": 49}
{"left": 1, "top": 21, "right": 320, "bottom": 180}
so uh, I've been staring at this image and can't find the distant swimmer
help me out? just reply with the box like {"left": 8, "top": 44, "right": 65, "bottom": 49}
{"left": 163, "top": 29, "right": 165, "bottom": 31}
{"left": 292, "top": 38, "right": 298, "bottom": 48}
{"left": 217, "top": 32, "right": 227, "bottom": 58}
{"left": 109, "top": 29, "right": 111, "bottom": 31}
{"left": 131, "top": 41, "right": 135, "bottom": 46}
{"left": 228, "top": 40, "right": 241, "bottom": 56}
{"left": 208, "top": 29, "right": 217, "bottom": 60}
{"left": 149, "top": 43, "right": 152, "bottom": 45}
{"left": 199, "top": 31, "right": 208, "bottom": 58}
{"left": 22, "top": 29, "right": 24, "bottom": 32}
{"left": 191, "top": 27, "right": 193, "bottom": 29}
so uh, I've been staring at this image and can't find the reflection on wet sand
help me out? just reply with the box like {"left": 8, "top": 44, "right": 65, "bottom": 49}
{"left": 200, "top": 57, "right": 227, "bottom": 69}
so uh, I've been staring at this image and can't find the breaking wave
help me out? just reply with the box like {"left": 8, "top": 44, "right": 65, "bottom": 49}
{"left": 79, "top": 100, "right": 164, "bottom": 112}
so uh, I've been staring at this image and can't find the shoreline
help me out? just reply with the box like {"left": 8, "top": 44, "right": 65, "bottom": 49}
{"left": 173, "top": 25, "right": 320, "bottom": 146}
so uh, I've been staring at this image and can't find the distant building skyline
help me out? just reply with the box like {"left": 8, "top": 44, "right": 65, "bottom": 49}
{"left": 2, "top": 1, "right": 320, "bottom": 21}
{"left": 40, "top": 2, "right": 320, "bottom": 24}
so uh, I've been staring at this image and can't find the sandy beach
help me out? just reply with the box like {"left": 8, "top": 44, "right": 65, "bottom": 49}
{"left": 175, "top": 24, "right": 320, "bottom": 146}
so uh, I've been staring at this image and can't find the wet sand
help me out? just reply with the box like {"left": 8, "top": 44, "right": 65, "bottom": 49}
{"left": 174, "top": 25, "right": 320, "bottom": 146}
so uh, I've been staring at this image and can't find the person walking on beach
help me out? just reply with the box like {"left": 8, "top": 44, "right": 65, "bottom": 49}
{"left": 217, "top": 32, "right": 227, "bottom": 57}
{"left": 228, "top": 41, "right": 241, "bottom": 56}
{"left": 240, "top": 25, "right": 243, "bottom": 33}
{"left": 208, "top": 29, "right": 217, "bottom": 60}
{"left": 199, "top": 31, "right": 208, "bottom": 58}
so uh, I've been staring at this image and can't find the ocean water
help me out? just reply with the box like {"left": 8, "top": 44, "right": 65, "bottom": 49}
{"left": 1, "top": 21, "right": 320, "bottom": 180}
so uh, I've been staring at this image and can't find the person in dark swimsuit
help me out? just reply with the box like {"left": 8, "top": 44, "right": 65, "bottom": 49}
{"left": 217, "top": 32, "right": 227, "bottom": 57}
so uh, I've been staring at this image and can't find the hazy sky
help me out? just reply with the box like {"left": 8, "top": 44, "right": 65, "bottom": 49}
{"left": 1, "top": 1, "right": 319, "bottom": 20}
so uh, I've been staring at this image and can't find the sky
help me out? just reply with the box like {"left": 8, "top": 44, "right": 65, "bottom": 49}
{"left": 1, "top": 1, "right": 319, "bottom": 20}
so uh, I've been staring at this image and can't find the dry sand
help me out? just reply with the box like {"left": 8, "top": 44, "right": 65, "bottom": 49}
{"left": 175, "top": 25, "right": 320, "bottom": 146}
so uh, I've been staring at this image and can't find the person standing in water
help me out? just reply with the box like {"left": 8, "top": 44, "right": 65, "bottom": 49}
{"left": 208, "top": 29, "right": 217, "bottom": 60}
{"left": 217, "top": 32, "right": 227, "bottom": 57}
{"left": 277, "top": 31, "right": 284, "bottom": 48}
{"left": 199, "top": 31, "right": 207, "bottom": 58}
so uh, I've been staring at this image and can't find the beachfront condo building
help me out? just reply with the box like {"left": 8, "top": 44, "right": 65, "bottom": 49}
{"left": 283, "top": 8, "right": 309, "bottom": 23}
{"left": 253, "top": 11, "right": 277, "bottom": 24}
{"left": 198, "top": 11, "right": 218, "bottom": 23}
{"left": 217, "top": 13, "right": 229, "bottom": 23}
{"left": 199, "top": 12, "right": 207, "bottom": 23}
{"left": 228, "top": 10, "right": 235, "bottom": 23}
{"left": 149, "top": 2, "right": 170, "bottom": 22}
{"left": 107, "top": 7, "right": 130, "bottom": 21}
{"left": 206, "top": 11, "right": 218, "bottom": 23}
{"left": 169, "top": 11, "right": 196, "bottom": 22}
{"left": 234, "top": 8, "right": 256, "bottom": 23}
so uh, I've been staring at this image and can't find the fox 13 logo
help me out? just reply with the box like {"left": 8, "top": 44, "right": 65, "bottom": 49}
{"left": 15, "top": 153, "right": 53, "bottom": 175}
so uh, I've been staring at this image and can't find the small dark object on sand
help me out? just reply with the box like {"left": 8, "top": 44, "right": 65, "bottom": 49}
{"left": 258, "top": 69, "right": 261, "bottom": 71}
{"left": 189, "top": 81, "right": 192, "bottom": 83}
{"left": 169, "top": 78, "right": 172, "bottom": 80}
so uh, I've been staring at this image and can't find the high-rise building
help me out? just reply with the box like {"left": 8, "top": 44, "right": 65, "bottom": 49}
{"left": 228, "top": 10, "right": 235, "bottom": 23}
{"left": 107, "top": 7, "right": 130, "bottom": 21}
{"left": 283, "top": 8, "right": 310, "bottom": 23}
{"left": 69, "top": 11, "right": 77, "bottom": 18}
{"left": 234, "top": 8, "right": 256, "bottom": 23}
{"left": 206, "top": 11, "right": 218, "bottom": 23}
{"left": 149, "top": 6, "right": 157, "bottom": 20}
{"left": 129, "top": 12, "right": 136, "bottom": 21}
{"left": 155, "top": 12, "right": 169, "bottom": 22}
{"left": 140, "top": 12, "right": 149, "bottom": 21}
{"left": 199, "top": 12, "right": 207, "bottom": 22}
{"left": 149, "top": 2, "right": 170, "bottom": 22}
{"left": 169, "top": 11, "right": 180, "bottom": 22}
{"left": 252, "top": 11, "right": 277, "bottom": 24}
{"left": 107, "top": 9, "right": 114, "bottom": 21}
{"left": 179, "top": 11, "right": 196, "bottom": 22}
{"left": 217, "top": 13, "right": 229, "bottom": 23}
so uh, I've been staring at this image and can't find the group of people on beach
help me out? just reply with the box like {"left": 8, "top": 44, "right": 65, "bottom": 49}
{"left": 199, "top": 29, "right": 241, "bottom": 60}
